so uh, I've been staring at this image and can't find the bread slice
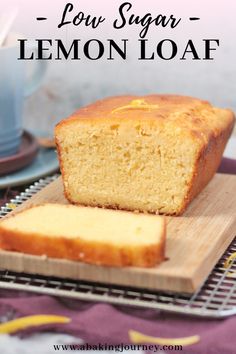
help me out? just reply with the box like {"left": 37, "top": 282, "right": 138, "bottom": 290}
{"left": 55, "top": 94, "right": 235, "bottom": 215}
{"left": 0, "top": 204, "right": 166, "bottom": 267}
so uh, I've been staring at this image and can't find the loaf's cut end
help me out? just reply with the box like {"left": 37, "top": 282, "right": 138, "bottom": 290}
{"left": 0, "top": 203, "right": 166, "bottom": 267}
{"left": 55, "top": 95, "right": 235, "bottom": 215}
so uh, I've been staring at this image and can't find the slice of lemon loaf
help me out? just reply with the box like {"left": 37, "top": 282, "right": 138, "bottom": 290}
{"left": 55, "top": 95, "right": 235, "bottom": 215}
{"left": 0, "top": 204, "right": 166, "bottom": 267}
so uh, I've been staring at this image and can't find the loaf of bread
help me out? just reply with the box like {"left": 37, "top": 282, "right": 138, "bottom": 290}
{"left": 55, "top": 95, "right": 235, "bottom": 215}
{"left": 0, "top": 204, "right": 166, "bottom": 267}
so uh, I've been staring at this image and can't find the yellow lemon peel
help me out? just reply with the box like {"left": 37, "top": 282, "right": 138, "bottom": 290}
{"left": 6, "top": 203, "right": 17, "bottom": 210}
{"left": 129, "top": 330, "right": 200, "bottom": 346}
{"left": 0, "top": 315, "right": 70, "bottom": 334}
{"left": 224, "top": 252, "right": 236, "bottom": 268}
{"left": 112, "top": 99, "right": 159, "bottom": 114}
{"left": 223, "top": 252, "right": 236, "bottom": 277}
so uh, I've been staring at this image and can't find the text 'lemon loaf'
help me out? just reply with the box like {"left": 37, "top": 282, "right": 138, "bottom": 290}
{"left": 0, "top": 204, "right": 166, "bottom": 267}
{"left": 55, "top": 95, "right": 235, "bottom": 215}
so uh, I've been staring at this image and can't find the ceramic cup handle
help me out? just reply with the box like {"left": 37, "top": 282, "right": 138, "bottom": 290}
{"left": 24, "top": 44, "right": 47, "bottom": 97}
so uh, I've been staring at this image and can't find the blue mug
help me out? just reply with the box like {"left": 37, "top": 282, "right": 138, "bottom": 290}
{"left": 0, "top": 33, "right": 47, "bottom": 158}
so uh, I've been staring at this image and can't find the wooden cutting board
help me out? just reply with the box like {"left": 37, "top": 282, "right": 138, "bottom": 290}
{"left": 0, "top": 174, "right": 235, "bottom": 294}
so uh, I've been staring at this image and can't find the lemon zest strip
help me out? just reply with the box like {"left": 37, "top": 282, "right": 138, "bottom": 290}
{"left": 223, "top": 252, "right": 236, "bottom": 269}
{"left": 112, "top": 99, "right": 159, "bottom": 114}
{"left": 223, "top": 252, "right": 236, "bottom": 277}
{"left": 0, "top": 315, "right": 70, "bottom": 334}
{"left": 6, "top": 203, "right": 17, "bottom": 210}
{"left": 129, "top": 329, "right": 200, "bottom": 346}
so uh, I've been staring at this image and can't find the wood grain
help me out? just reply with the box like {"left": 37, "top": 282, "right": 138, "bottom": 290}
{"left": 0, "top": 173, "right": 235, "bottom": 293}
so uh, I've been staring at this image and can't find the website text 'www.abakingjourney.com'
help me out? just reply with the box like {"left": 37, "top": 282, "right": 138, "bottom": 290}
{"left": 53, "top": 343, "right": 183, "bottom": 352}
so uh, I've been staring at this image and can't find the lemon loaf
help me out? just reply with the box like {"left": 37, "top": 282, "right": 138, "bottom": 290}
{"left": 55, "top": 95, "right": 235, "bottom": 215}
{"left": 0, "top": 204, "right": 166, "bottom": 267}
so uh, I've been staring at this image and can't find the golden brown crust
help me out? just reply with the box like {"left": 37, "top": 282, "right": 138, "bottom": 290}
{"left": 0, "top": 214, "right": 166, "bottom": 268}
{"left": 55, "top": 94, "right": 233, "bottom": 133}
{"left": 176, "top": 109, "right": 235, "bottom": 215}
{"left": 55, "top": 94, "right": 210, "bottom": 125}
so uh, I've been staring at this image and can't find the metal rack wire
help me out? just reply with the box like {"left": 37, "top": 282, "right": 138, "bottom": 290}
{"left": 0, "top": 175, "right": 235, "bottom": 318}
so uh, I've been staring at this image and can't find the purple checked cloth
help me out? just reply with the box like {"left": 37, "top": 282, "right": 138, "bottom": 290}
{"left": 0, "top": 157, "right": 236, "bottom": 354}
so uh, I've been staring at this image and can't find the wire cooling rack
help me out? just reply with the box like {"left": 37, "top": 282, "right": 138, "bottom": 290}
{"left": 0, "top": 175, "right": 236, "bottom": 318}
